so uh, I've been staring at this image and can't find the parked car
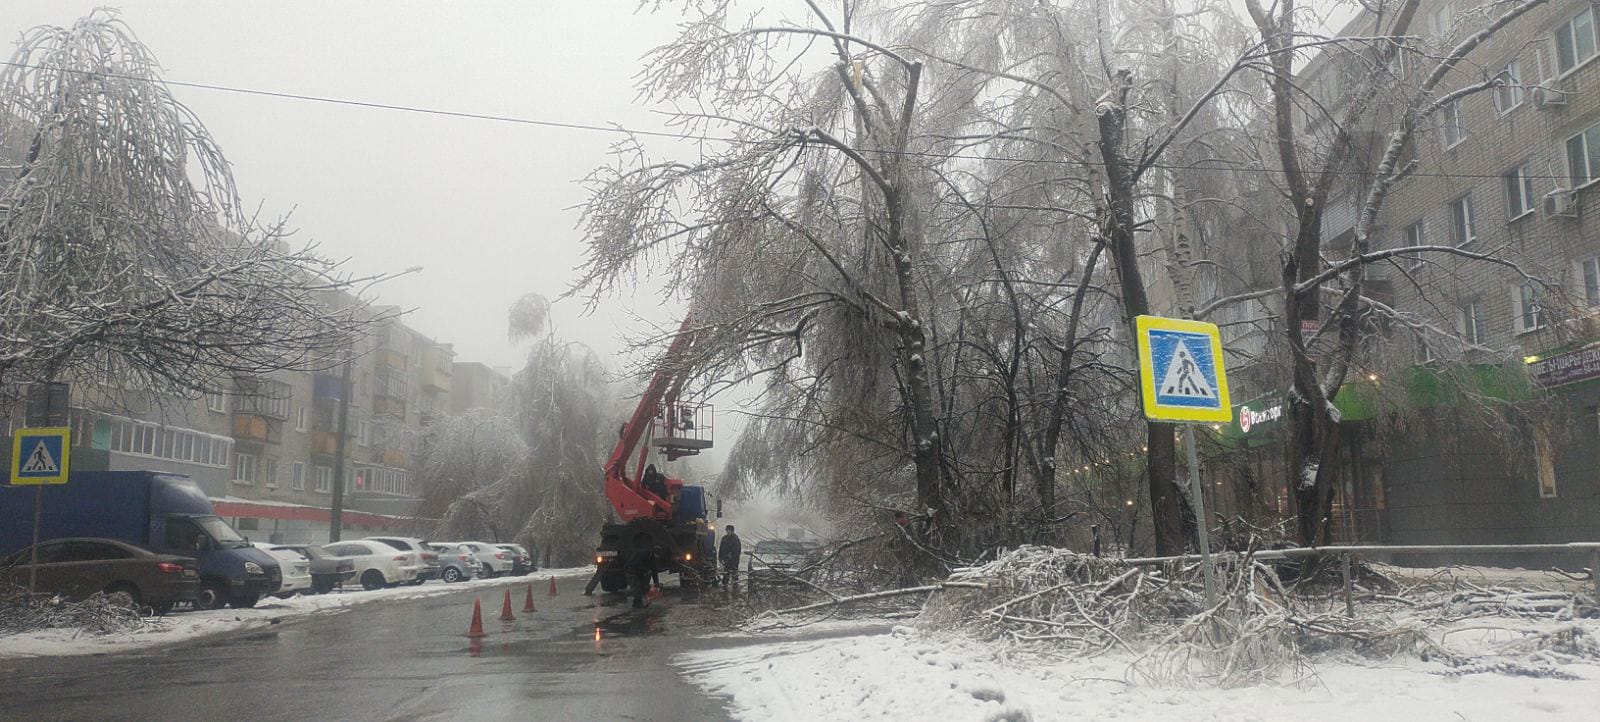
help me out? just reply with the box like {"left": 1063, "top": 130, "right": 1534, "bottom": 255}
{"left": 437, "top": 542, "right": 511, "bottom": 578}
{"left": 494, "top": 544, "right": 537, "bottom": 576}
{"left": 271, "top": 544, "right": 356, "bottom": 594}
{"left": 746, "top": 539, "right": 819, "bottom": 590}
{"left": 318, "top": 540, "right": 421, "bottom": 590}
{"left": 0, "top": 538, "right": 198, "bottom": 614}
{"left": 253, "top": 543, "right": 312, "bottom": 597}
{"left": 427, "top": 543, "right": 485, "bottom": 583}
{"left": 362, "top": 537, "right": 440, "bottom": 585}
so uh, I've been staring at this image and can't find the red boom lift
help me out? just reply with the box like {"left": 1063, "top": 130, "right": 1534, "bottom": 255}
{"left": 591, "top": 317, "right": 716, "bottom": 593}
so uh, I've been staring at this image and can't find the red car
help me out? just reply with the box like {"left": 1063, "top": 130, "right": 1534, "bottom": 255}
{"left": 1, "top": 538, "right": 200, "bottom": 614}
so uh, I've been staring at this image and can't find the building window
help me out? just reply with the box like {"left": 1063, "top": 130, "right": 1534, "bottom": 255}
{"left": 1458, "top": 302, "right": 1483, "bottom": 346}
{"left": 357, "top": 417, "right": 371, "bottom": 447}
{"left": 1514, "top": 282, "right": 1546, "bottom": 333}
{"left": 1402, "top": 219, "right": 1426, "bottom": 268}
{"left": 1534, "top": 429, "right": 1557, "bottom": 498}
{"left": 1556, "top": 7, "right": 1598, "bottom": 74}
{"left": 1449, "top": 194, "right": 1475, "bottom": 246}
{"left": 236, "top": 517, "right": 259, "bottom": 532}
{"left": 1430, "top": 3, "right": 1453, "bottom": 38}
{"left": 234, "top": 452, "right": 258, "bottom": 485}
{"left": 1565, "top": 123, "right": 1600, "bottom": 187}
{"left": 1415, "top": 335, "right": 1435, "bottom": 364}
{"left": 1493, "top": 61, "right": 1524, "bottom": 113}
{"left": 264, "top": 456, "right": 279, "bottom": 489}
{"left": 102, "top": 415, "right": 230, "bottom": 468}
{"left": 1580, "top": 256, "right": 1600, "bottom": 307}
{"left": 205, "top": 390, "right": 226, "bottom": 413}
{"left": 1503, "top": 164, "right": 1535, "bottom": 219}
{"left": 314, "top": 466, "right": 333, "bottom": 493}
{"left": 291, "top": 462, "right": 306, "bottom": 491}
{"left": 1439, "top": 99, "right": 1466, "bottom": 148}
{"left": 294, "top": 406, "right": 307, "bottom": 433}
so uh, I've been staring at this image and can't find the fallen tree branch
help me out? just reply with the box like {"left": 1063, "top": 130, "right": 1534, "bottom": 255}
{"left": 774, "top": 581, "right": 987, "bottom": 615}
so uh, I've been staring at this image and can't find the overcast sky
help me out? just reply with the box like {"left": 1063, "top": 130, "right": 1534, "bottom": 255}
{"left": 1, "top": 0, "right": 687, "bottom": 372}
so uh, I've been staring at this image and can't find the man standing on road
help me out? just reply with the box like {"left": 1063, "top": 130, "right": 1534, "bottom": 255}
{"left": 718, "top": 525, "right": 742, "bottom": 589}
{"left": 626, "top": 545, "right": 660, "bottom": 608}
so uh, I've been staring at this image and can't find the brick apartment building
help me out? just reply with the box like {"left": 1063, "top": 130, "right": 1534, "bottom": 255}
{"left": 1197, "top": 0, "right": 1600, "bottom": 550}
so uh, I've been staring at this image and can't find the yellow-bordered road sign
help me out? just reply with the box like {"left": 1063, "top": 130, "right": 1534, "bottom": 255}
{"left": 1135, "top": 316, "right": 1232, "bottom": 423}
{"left": 11, "top": 427, "right": 70, "bottom": 485}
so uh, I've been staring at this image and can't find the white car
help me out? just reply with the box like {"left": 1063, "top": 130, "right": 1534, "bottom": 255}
{"left": 320, "top": 540, "right": 421, "bottom": 590}
{"left": 437, "top": 541, "right": 512, "bottom": 578}
{"left": 253, "top": 543, "right": 312, "bottom": 597}
{"left": 360, "top": 536, "right": 441, "bottom": 585}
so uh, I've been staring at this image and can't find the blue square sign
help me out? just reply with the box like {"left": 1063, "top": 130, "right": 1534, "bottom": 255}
{"left": 1135, "top": 316, "right": 1232, "bottom": 423}
{"left": 12, "top": 427, "right": 70, "bottom": 485}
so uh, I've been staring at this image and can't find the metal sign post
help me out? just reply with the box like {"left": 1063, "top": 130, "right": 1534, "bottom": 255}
{"left": 1135, "top": 315, "right": 1231, "bottom": 610}
{"left": 12, "top": 427, "right": 72, "bottom": 593}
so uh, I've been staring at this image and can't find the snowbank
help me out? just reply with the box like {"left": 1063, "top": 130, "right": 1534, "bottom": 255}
{"left": 0, "top": 566, "right": 593, "bottom": 659}
{"left": 679, "top": 622, "right": 1600, "bottom": 721}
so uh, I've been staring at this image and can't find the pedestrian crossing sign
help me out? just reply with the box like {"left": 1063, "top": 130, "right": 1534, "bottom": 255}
{"left": 11, "top": 427, "right": 70, "bottom": 485}
{"left": 1135, "top": 316, "right": 1232, "bottom": 423}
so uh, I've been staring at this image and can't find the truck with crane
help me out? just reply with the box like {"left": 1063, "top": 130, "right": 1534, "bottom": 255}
{"left": 591, "top": 318, "right": 717, "bottom": 593}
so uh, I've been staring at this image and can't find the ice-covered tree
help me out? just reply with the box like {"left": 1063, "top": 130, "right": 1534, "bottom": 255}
{"left": 0, "top": 11, "right": 385, "bottom": 400}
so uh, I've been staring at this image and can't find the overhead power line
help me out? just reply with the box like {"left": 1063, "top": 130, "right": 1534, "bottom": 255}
{"left": 0, "top": 59, "right": 1592, "bottom": 185}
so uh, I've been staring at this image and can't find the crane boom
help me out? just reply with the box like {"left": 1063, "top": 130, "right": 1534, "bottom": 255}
{"left": 603, "top": 316, "right": 698, "bottom": 522}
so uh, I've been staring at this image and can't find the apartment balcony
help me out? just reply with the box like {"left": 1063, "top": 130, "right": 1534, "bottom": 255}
{"left": 231, "top": 413, "right": 281, "bottom": 445}
{"left": 420, "top": 364, "right": 451, "bottom": 392}
{"left": 313, "top": 374, "right": 350, "bottom": 401}
{"left": 372, "top": 395, "right": 406, "bottom": 420}
{"left": 311, "top": 431, "right": 341, "bottom": 456}
{"left": 381, "top": 448, "right": 409, "bottom": 467}
{"left": 376, "top": 348, "right": 408, "bottom": 371}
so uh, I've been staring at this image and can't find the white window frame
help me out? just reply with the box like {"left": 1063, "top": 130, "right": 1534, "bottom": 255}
{"left": 205, "top": 390, "right": 226, "bottom": 413}
{"left": 1503, "top": 163, "right": 1535, "bottom": 220}
{"left": 1416, "top": 334, "right": 1435, "bottom": 364}
{"left": 1449, "top": 194, "right": 1476, "bottom": 246}
{"left": 1493, "top": 60, "right": 1524, "bottom": 113}
{"left": 1555, "top": 6, "right": 1599, "bottom": 77}
{"left": 1458, "top": 301, "right": 1484, "bottom": 346}
{"left": 1439, "top": 99, "right": 1466, "bottom": 149}
{"left": 1579, "top": 256, "right": 1600, "bottom": 307}
{"left": 294, "top": 406, "right": 307, "bottom": 433}
{"left": 1565, "top": 122, "right": 1600, "bottom": 188}
{"left": 1431, "top": 4, "right": 1454, "bottom": 39}
{"left": 1514, "top": 282, "right": 1547, "bottom": 334}
{"left": 1403, "top": 219, "right": 1426, "bottom": 269}
{"left": 264, "top": 456, "right": 279, "bottom": 489}
{"left": 291, "top": 462, "right": 306, "bottom": 491}
{"left": 234, "top": 452, "right": 258, "bottom": 485}
{"left": 314, "top": 466, "right": 333, "bottom": 493}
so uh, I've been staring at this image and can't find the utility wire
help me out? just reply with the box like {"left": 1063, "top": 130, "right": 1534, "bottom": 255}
{"left": 0, "top": 58, "right": 1592, "bottom": 185}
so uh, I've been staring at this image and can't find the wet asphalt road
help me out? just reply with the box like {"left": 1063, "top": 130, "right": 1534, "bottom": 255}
{"left": 0, "top": 577, "right": 736, "bottom": 721}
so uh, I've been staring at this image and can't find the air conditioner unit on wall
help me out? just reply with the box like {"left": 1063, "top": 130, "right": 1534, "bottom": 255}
{"left": 1532, "top": 85, "right": 1570, "bottom": 108}
{"left": 1543, "top": 188, "right": 1577, "bottom": 217}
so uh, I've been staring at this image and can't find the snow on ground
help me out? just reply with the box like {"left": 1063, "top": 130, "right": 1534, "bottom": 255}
{"left": 678, "top": 621, "right": 1600, "bottom": 722}
{"left": 0, "top": 566, "right": 593, "bottom": 659}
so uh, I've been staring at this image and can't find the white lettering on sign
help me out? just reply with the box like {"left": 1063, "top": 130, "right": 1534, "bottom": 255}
{"left": 1237, "top": 404, "right": 1283, "bottom": 434}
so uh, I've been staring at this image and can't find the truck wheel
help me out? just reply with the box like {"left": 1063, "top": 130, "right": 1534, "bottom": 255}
{"left": 442, "top": 567, "right": 463, "bottom": 583}
{"left": 195, "top": 582, "right": 229, "bottom": 610}
{"left": 599, "top": 571, "right": 628, "bottom": 593}
{"left": 228, "top": 593, "right": 260, "bottom": 609}
{"left": 361, "top": 569, "right": 387, "bottom": 590}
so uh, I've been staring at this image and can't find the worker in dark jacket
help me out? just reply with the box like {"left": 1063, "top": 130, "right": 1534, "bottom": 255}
{"left": 641, "top": 464, "right": 669, "bottom": 500}
{"left": 718, "top": 525, "right": 742, "bottom": 588}
{"left": 626, "top": 545, "right": 661, "bottom": 608}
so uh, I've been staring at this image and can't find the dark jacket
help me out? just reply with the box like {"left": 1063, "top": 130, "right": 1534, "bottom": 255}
{"left": 718, "top": 533, "right": 742, "bottom": 563}
{"left": 625, "top": 547, "right": 657, "bottom": 575}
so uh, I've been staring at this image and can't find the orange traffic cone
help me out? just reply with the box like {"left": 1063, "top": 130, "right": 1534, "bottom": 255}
{"left": 523, "top": 582, "right": 537, "bottom": 612}
{"left": 466, "top": 598, "right": 487, "bottom": 638}
{"left": 499, "top": 588, "right": 516, "bottom": 621}
{"left": 547, "top": 575, "right": 558, "bottom": 597}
